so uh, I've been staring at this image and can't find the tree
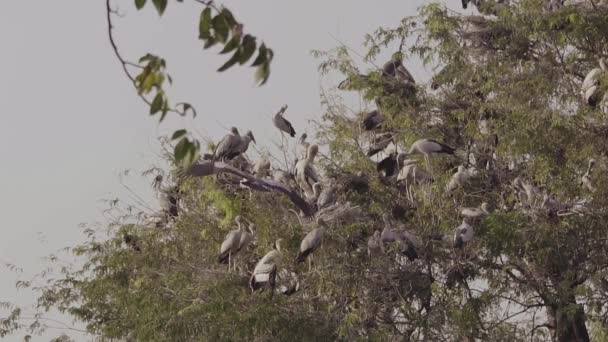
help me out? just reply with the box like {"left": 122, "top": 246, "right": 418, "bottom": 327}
{"left": 3, "top": 0, "right": 608, "bottom": 341}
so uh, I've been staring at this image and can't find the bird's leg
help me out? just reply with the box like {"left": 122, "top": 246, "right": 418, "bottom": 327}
{"left": 308, "top": 255, "right": 312, "bottom": 273}
{"left": 228, "top": 253, "right": 232, "bottom": 273}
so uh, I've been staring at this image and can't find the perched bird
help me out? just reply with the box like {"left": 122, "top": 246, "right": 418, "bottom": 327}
{"left": 367, "top": 230, "right": 383, "bottom": 257}
{"left": 398, "top": 159, "right": 432, "bottom": 184}
{"left": 367, "top": 132, "right": 394, "bottom": 157}
{"left": 381, "top": 54, "right": 415, "bottom": 86}
{"left": 316, "top": 182, "right": 337, "bottom": 210}
{"left": 253, "top": 155, "right": 271, "bottom": 178}
{"left": 581, "top": 58, "right": 607, "bottom": 107}
{"left": 295, "top": 144, "right": 320, "bottom": 197}
{"left": 298, "top": 132, "right": 308, "bottom": 145}
{"left": 237, "top": 223, "right": 256, "bottom": 253}
{"left": 581, "top": 159, "right": 596, "bottom": 193}
{"left": 295, "top": 219, "right": 327, "bottom": 271}
{"left": 237, "top": 130, "right": 256, "bottom": 155}
{"left": 218, "top": 216, "right": 244, "bottom": 271}
{"left": 407, "top": 139, "right": 455, "bottom": 157}
{"left": 446, "top": 166, "right": 477, "bottom": 192}
{"left": 213, "top": 127, "right": 242, "bottom": 161}
{"left": 453, "top": 220, "right": 474, "bottom": 249}
{"left": 250, "top": 239, "right": 283, "bottom": 292}
{"left": 273, "top": 105, "right": 296, "bottom": 137}
{"left": 377, "top": 151, "right": 401, "bottom": 178}
{"left": 362, "top": 110, "right": 384, "bottom": 131}
{"left": 461, "top": 202, "right": 491, "bottom": 219}
{"left": 514, "top": 177, "right": 541, "bottom": 208}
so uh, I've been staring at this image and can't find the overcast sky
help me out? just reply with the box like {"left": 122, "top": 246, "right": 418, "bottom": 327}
{"left": 0, "top": 0, "right": 461, "bottom": 340}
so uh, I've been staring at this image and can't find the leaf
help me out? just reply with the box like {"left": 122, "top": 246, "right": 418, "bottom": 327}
{"left": 150, "top": 92, "right": 164, "bottom": 115}
{"left": 212, "top": 14, "right": 229, "bottom": 43}
{"left": 251, "top": 44, "right": 268, "bottom": 67}
{"left": 255, "top": 62, "right": 271, "bottom": 86}
{"left": 218, "top": 48, "right": 241, "bottom": 72}
{"left": 174, "top": 138, "right": 189, "bottom": 162}
{"left": 151, "top": 0, "right": 167, "bottom": 15}
{"left": 220, "top": 36, "right": 241, "bottom": 54}
{"left": 221, "top": 8, "right": 237, "bottom": 26}
{"left": 203, "top": 37, "right": 217, "bottom": 49}
{"left": 238, "top": 35, "right": 256, "bottom": 64}
{"left": 135, "top": 0, "right": 146, "bottom": 10}
{"left": 199, "top": 8, "right": 212, "bottom": 39}
{"left": 172, "top": 129, "right": 187, "bottom": 140}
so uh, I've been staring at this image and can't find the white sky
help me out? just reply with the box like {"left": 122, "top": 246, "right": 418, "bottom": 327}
{"left": 0, "top": 1, "right": 462, "bottom": 340}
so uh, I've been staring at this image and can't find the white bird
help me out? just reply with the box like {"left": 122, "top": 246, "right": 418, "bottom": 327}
{"left": 581, "top": 58, "right": 607, "bottom": 107}
{"left": 453, "top": 220, "right": 474, "bottom": 249}
{"left": 398, "top": 160, "right": 432, "bottom": 184}
{"left": 213, "top": 127, "right": 242, "bottom": 161}
{"left": 250, "top": 239, "right": 283, "bottom": 291}
{"left": 367, "top": 230, "right": 383, "bottom": 257}
{"left": 461, "top": 202, "right": 491, "bottom": 219}
{"left": 253, "top": 155, "right": 271, "bottom": 178}
{"left": 295, "top": 144, "right": 320, "bottom": 198}
{"left": 218, "top": 215, "right": 244, "bottom": 271}
{"left": 581, "top": 159, "right": 596, "bottom": 193}
{"left": 237, "top": 223, "right": 256, "bottom": 254}
{"left": 407, "top": 139, "right": 455, "bottom": 157}
{"left": 380, "top": 213, "right": 400, "bottom": 244}
{"left": 295, "top": 219, "right": 327, "bottom": 271}
{"left": 446, "top": 165, "right": 477, "bottom": 192}
{"left": 273, "top": 105, "right": 296, "bottom": 137}
{"left": 316, "top": 183, "right": 337, "bottom": 210}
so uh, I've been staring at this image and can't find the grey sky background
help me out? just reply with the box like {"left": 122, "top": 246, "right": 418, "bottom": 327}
{"left": 0, "top": 1, "right": 462, "bottom": 340}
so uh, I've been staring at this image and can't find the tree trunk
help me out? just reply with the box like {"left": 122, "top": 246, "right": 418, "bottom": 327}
{"left": 552, "top": 300, "right": 590, "bottom": 342}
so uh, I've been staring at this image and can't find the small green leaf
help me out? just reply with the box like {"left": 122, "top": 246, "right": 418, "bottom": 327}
{"left": 251, "top": 43, "right": 268, "bottom": 67}
{"left": 174, "top": 139, "right": 189, "bottom": 162}
{"left": 238, "top": 35, "right": 256, "bottom": 64}
{"left": 151, "top": 0, "right": 167, "bottom": 15}
{"left": 172, "top": 129, "right": 187, "bottom": 140}
{"left": 212, "top": 14, "right": 229, "bottom": 43}
{"left": 220, "top": 36, "right": 241, "bottom": 54}
{"left": 150, "top": 92, "right": 164, "bottom": 115}
{"left": 203, "top": 37, "right": 217, "bottom": 49}
{"left": 221, "top": 8, "right": 237, "bottom": 26}
{"left": 135, "top": 0, "right": 146, "bottom": 10}
{"left": 218, "top": 48, "right": 241, "bottom": 72}
{"left": 255, "top": 62, "right": 271, "bottom": 86}
{"left": 199, "top": 8, "right": 212, "bottom": 39}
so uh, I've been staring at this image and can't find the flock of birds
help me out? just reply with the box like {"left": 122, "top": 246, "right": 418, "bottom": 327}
{"left": 143, "top": 46, "right": 607, "bottom": 295}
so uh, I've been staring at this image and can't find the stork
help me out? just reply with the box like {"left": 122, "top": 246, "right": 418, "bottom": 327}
{"left": 367, "top": 230, "right": 383, "bottom": 257}
{"left": 581, "top": 58, "right": 607, "bottom": 107}
{"left": 453, "top": 219, "right": 474, "bottom": 249}
{"left": 213, "top": 127, "right": 242, "bottom": 161}
{"left": 218, "top": 215, "right": 245, "bottom": 271}
{"left": 273, "top": 105, "right": 296, "bottom": 137}
{"left": 317, "top": 182, "right": 337, "bottom": 210}
{"left": 446, "top": 166, "right": 477, "bottom": 193}
{"left": 461, "top": 202, "right": 491, "bottom": 220}
{"left": 295, "top": 144, "right": 320, "bottom": 198}
{"left": 237, "top": 130, "right": 256, "bottom": 156}
{"left": 250, "top": 239, "right": 283, "bottom": 292}
{"left": 295, "top": 219, "right": 327, "bottom": 271}
{"left": 253, "top": 154, "right": 271, "bottom": 178}
{"left": 362, "top": 110, "right": 384, "bottom": 131}
{"left": 581, "top": 159, "right": 596, "bottom": 193}
{"left": 237, "top": 222, "right": 256, "bottom": 254}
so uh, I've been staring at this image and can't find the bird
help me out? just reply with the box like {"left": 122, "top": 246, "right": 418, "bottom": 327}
{"left": 273, "top": 105, "right": 296, "bottom": 137}
{"left": 295, "top": 144, "right": 320, "bottom": 198}
{"left": 237, "top": 222, "right": 256, "bottom": 253}
{"left": 380, "top": 213, "right": 400, "bottom": 244}
{"left": 295, "top": 219, "right": 327, "bottom": 271}
{"left": 581, "top": 159, "right": 596, "bottom": 193}
{"left": 377, "top": 151, "right": 403, "bottom": 178}
{"left": 153, "top": 175, "right": 180, "bottom": 219}
{"left": 316, "top": 182, "right": 337, "bottom": 210}
{"left": 237, "top": 130, "right": 256, "bottom": 155}
{"left": 381, "top": 54, "right": 415, "bottom": 86}
{"left": 362, "top": 110, "right": 384, "bottom": 131}
{"left": 299, "top": 132, "right": 308, "bottom": 145}
{"left": 407, "top": 139, "right": 455, "bottom": 157}
{"left": 398, "top": 232, "right": 419, "bottom": 262}
{"left": 398, "top": 159, "right": 433, "bottom": 184}
{"left": 446, "top": 166, "right": 477, "bottom": 192}
{"left": 453, "top": 220, "right": 474, "bottom": 249}
{"left": 515, "top": 177, "right": 541, "bottom": 208}
{"left": 218, "top": 215, "right": 244, "bottom": 271}
{"left": 367, "top": 132, "right": 394, "bottom": 157}
{"left": 123, "top": 233, "right": 141, "bottom": 252}
{"left": 367, "top": 230, "right": 383, "bottom": 257}
{"left": 461, "top": 202, "right": 491, "bottom": 219}
{"left": 581, "top": 58, "right": 607, "bottom": 107}
{"left": 250, "top": 239, "right": 283, "bottom": 292}
{"left": 253, "top": 154, "right": 271, "bottom": 178}
{"left": 213, "top": 127, "right": 242, "bottom": 161}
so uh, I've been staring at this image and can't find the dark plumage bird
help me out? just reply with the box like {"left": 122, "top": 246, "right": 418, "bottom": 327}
{"left": 367, "top": 132, "right": 394, "bottom": 157}
{"left": 273, "top": 105, "right": 296, "bottom": 137}
{"left": 123, "top": 233, "right": 141, "bottom": 252}
{"left": 362, "top": 110, "right": 384, "bottom": 131}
